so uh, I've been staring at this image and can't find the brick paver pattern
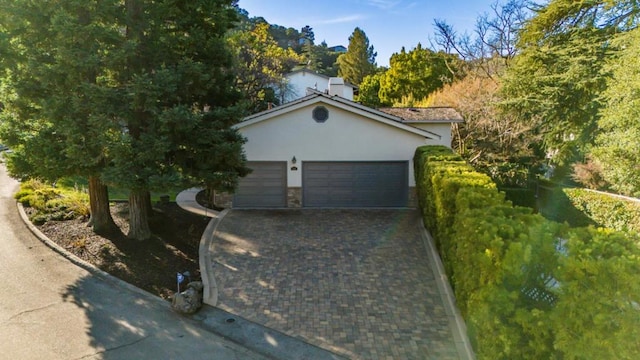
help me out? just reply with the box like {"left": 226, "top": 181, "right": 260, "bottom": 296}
{"left": 209, "top": 209, "right": 460, "bottom": 360}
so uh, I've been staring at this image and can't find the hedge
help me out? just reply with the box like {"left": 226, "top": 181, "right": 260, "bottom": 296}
{"left": 536, "top": 183, "right": 640, "bottom": 234}
{"left": 414, "top": 145, "right": 640, "bottom": 360}
{"left": 563, "top": 188, "right": 640, "bottom": 234}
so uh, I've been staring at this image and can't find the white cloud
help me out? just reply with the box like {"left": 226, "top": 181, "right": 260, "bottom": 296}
{"left": 363, "top": 0, "right": 401, "bottom": 10}
{"left": 405, "top": 2, "right": 418, "bottom": 9}
{"left": 318, "top": 14, "right": 366, "bottom": 24}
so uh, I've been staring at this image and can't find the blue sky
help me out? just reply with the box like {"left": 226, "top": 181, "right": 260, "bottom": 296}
{"left": 237, "top": 0, "right": 502, "bottom": 67}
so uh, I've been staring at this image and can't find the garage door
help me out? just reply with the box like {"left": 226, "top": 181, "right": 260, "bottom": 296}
{"left": 303, "top": 161, "right": 408, "bottom": 207}
{"left": 234, "top": 162, "right": 287, "bottom": 208}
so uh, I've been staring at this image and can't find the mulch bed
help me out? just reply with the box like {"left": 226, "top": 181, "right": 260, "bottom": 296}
{"left": 31, "top": 201, "right": 212, "bottom": 300}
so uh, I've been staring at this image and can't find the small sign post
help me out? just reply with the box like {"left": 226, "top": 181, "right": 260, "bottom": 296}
{"left": 177, "top": 272, "right": 184, "bottom": 293}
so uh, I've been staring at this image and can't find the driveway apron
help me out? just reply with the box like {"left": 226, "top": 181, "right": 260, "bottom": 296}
{"left": 209, "top": 209, "right": 462, "bottom": 359}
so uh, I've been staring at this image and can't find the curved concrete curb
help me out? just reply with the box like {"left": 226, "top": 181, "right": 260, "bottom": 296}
{"left": 199, "top": 209, "right": 230, "bottom": 306}
{"left": 175, "top": 187, "right": 225, "bottom": 306}
{"left": 419, "top": 224, "right": 476, "bottom": 360}
{"left": 176, "top": 188, "right": 219, "bottom": 218}
{"left": 17, "top": 202, "right": 168, "bottom": 308}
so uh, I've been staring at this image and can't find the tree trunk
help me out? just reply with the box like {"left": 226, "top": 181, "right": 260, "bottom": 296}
{"left": 207, "top": 187, "right": 215, "bottom": 208}
{"left": 87, "top": 176, "right": 119, "bottom": 235}
{"left": 144, "top": 190, "right": 154, "bottom": 217}
{"left": 128, "top": 188, "right": 151, "bottom": 240}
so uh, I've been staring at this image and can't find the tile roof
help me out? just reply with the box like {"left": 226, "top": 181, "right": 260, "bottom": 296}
{"left": 378, "top": 107, "right": 464, "bottom": 123}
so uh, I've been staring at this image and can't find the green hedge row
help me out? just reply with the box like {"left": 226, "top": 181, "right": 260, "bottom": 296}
{"left": 563, "top": 188, "right": 640, "bottom": 234}
{"left": 414, "top": 145, "right": 640, "bottom": 360}
{"left": 537, "top": 183, "right": 640, "bottom": 234}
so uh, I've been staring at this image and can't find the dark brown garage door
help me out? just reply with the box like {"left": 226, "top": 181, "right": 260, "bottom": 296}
{"left": 302, "top": 161, "right": 408, "bottom": 207}
{"left": 233, "top": 162, "right": 287, "bottom": 208}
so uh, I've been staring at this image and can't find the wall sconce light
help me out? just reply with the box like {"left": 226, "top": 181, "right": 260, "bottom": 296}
{"left": 291, "top": 156, "right": 297, "bottom": 164}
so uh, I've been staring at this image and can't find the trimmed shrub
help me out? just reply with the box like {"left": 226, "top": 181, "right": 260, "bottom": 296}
{"left": 414, "top": 145, "right": 640, "bottom": 360}
{"left": 501, "top": 187, "right": 536, "bottom": 208}
{"left": 564, "top": 188, "right": 640, "bottom": 234}
{"left": 537, "top": 183, "right": 640, "bottom": 234}
{"left": 552, "top": 227, "right": 640, "bottom": 359}
{"left": 536, "top": 183, "right": 595, "bottom": 227}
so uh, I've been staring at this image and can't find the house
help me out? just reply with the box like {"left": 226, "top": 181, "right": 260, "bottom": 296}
{"left": 328, "top": 45, "right": 347, "bottom": 53}
{"left": 278, "top": 69, "right": 356, "bottom": 103}
{"left": 376, "top": 107, "right": 464, "bottom": 150}
{"left": 215, "top": 81, "right": 464, "bottom": 209}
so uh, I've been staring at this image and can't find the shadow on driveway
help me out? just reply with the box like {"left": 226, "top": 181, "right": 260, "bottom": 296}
{"left": 209, "top": 209, "right": 461, "bottom": 360}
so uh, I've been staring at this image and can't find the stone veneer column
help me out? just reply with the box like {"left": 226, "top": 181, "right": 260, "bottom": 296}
{"left": 214, "top": 192, "right": 234, "bottom": 209}
{"left": 287, "top": 187, "right": 302, "bottom": 208}
{"left": 408, "top": 187, "right": 418, "bottom": 208}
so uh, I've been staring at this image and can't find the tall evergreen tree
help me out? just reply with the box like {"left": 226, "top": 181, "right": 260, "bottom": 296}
{"left": 592, "top": 28, "right": 640, "bottom": 197}
{"left": 337, "top": 27, "right": 376, "bottom": 85}
{"left": 315, "top": 41, "right": 340, "bottom": 77}
{"left": 1, "top": 0, "right": 248, "bottom": 240}
{"left": 501, "top": 0, "right": 640, "bottom": 169}
{"left": 1, "top": 0, "right": 121, "bottom": 234}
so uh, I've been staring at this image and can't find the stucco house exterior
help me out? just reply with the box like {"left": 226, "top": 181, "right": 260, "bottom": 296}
{"left": 215, "top": 80, "right": 464, "bottom": 209}
{"left": 278, "top": 68, "right": 357, "bottom": 103}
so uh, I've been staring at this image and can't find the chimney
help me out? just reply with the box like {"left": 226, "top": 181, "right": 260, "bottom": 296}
{"left": 328, "top": 77, "right": 345, "bottom": 98}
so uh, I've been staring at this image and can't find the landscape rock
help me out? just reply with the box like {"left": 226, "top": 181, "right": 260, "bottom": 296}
{"left": 171, "top": 281, "right": 203, "bottom": 314}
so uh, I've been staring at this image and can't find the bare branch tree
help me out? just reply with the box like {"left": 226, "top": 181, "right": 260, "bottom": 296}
{"left": 432, "top": 0, "right": 531, "bottom": 80}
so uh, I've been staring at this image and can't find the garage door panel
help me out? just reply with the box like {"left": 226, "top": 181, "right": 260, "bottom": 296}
{"left": 234, "top": 162, "right": 287, "bottom": 208}
{"left": 303, "top": 162, "right": 408, "bottom": 207}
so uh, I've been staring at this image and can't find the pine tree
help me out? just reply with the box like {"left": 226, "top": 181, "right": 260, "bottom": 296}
{"left": 0, "top": 0, "right": 248, "bottom": 240}
{"left": 337, "top": 27, "right": 376, "bottom": 85}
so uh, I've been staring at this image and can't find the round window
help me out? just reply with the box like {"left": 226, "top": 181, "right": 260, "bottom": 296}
{"left": 312, "top": 106, "right": 329, "bottom": 123}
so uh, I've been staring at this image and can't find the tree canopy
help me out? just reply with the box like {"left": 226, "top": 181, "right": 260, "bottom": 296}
{"left": 0, "top": 0, "right": 249, "bottom": 240}
{"left": 499, "top": 0, "right": 640, "bottom": 171}
{"left": 378, "top": 44, "right": 458, "bottom": 106}
{"left": 592, "top": 27, "right": 640, "bottom": 197}
{"left": 356, "top": 70, "right": 385, "bottom": 107}
{"left": 501, "top": 25, "right": 609, "bottom": 167}
{"left": 227, "top": 22, "right": 302, "bottom": 112}
{"left": 337, "top": 27, "right": 376, "bottom": 85}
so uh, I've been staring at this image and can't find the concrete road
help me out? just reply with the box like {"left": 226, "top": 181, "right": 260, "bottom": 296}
{"left": 0, "top": 165, "right": 266, "bottom": 360}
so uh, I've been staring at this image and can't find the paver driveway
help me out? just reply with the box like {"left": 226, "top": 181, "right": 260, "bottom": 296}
{"left": 207, "top": 209, "right": 466, "bottom": 359}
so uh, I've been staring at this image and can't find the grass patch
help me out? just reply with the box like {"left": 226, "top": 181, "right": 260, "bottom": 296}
{"left": 56, "top": 176, "right": 180, "bottom": 202}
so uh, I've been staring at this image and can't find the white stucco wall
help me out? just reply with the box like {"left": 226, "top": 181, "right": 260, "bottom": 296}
{"left": 239, "top": 103, "right": 441, "bottom": 187}
{"left": 282, "top": 71, "right": 354, "bottom": 102}
{"left": 410, "top": 123, "right": 453, "bottom": 148}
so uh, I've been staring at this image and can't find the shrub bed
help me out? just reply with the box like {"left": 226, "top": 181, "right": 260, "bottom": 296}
{"left": 414, "top": 145, "right": 640, "bottom": 359}
{"left": 15, "top": 179, "right": 90, "bottom": 224}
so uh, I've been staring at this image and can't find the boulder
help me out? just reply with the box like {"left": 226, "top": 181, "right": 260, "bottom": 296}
{"left": 171, "top": 281, "right": 203, "bottom": 314}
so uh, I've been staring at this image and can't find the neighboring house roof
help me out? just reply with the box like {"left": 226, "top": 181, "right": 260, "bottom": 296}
{"left": 286, "top": 68, "right": 357, "bottom": 89}
{"left": 328, "top": 45, "right": 347, "bottom": 53}
{"left": 236, "top": 90, "right": 441, "bottom": 140}
{"left": 378, "top": 107, "right": 464, "bottom": 124}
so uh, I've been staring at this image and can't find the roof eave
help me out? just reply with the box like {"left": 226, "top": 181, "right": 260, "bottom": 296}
{"left": 235, "top": 93, "right": 441, "bottom": 140}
